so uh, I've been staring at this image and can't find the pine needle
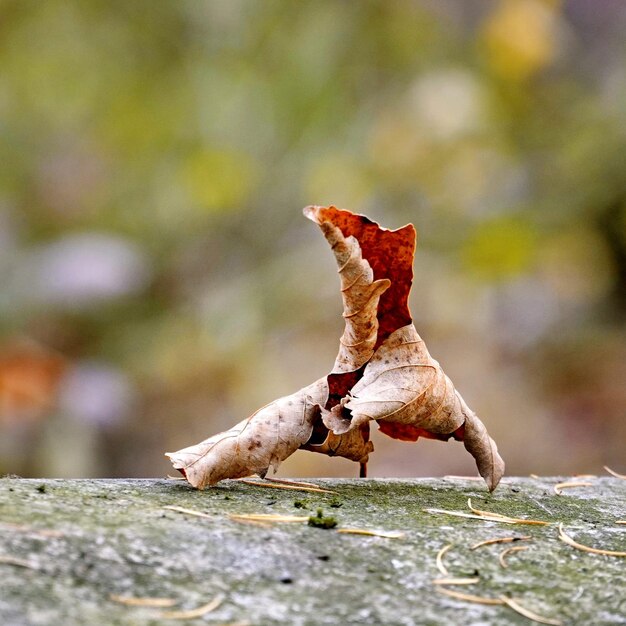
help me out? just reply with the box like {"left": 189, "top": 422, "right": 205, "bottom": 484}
{"left": 470, "top": 535, "right": 532, "bottom": 550}
{"left": 262, "top": 477, "right": 324, "bottom": 489}
{"left": 336, "top": 528, "right": 404, "bottom": 538}
{"left": 157, "top": 595, "right": 224, "bottom": 620}
{"left": 228, "top": 513, "right": 308, "bottom": 523}
{"left": 432, "top": 577, "right": 479, "bottom": 585}
{"left": 163, "top": 505, "right": 213, "bottom": 520}
{"left": 425, "top": 509, "right": 513, "bottom": 523}
{"left": 500, "top": 597, "right": 562, "bottom": 625}
{"left": 110, "top": 595, "right": 177, "bottom": 608}
{"left": 467, "top": 499, "right": 551, "bottom": 526}
{"left": 436, "top": 587, "right": 504, "bottom": 606}
{"left": 553, "top": 481, "right": 593, "bottom": 495}
{"left": 0, "top": 555, "right": 38, "bottom": 569}
{"left": 499, "top": 545, "right": 529, "bottom": 568}
{"left": 558, "top": 523, "right": 626, "bottom": 557}
{"left": 436, "top": 543, "right": 453, "bottom": 576}
{"left": 0, "top": 522, "right": 63, "bottom": 538}
{"left": 604, "top": 465, "right": 626, "bottom": 480}
{"left": 239, "top": 479, "right": 337, "bottom": 494}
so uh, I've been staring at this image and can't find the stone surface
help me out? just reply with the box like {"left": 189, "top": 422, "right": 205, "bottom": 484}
{"left": 0, "top": 476, "right": 625, "bottom": 625}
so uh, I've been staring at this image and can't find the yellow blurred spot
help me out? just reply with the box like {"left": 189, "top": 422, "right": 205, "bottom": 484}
{"left": 540, "top": 228, "right": 616, "bottom": 303}
{"left": 180, "top": 149, "right": 257, "bottom": 213}
{"left": 305, "top": 154, "right": 372, "bottom": 208}
{"left": 481, "top": 0, "right": 560, "bottom": 81}
{"left": 463, "top": 217, "right": 537, "bottom": 280}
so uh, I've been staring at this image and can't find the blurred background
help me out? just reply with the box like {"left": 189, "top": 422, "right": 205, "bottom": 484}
{"left": 1, "top": 0, "right": 624, "bottom": 480}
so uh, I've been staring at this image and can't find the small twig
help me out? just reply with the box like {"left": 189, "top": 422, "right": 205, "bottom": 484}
{"left": 436, "top": 543, "right": 453, "bottom": 576}
{"left": 163, "top": 505, "right": 213, "bottom": 520}
{"left": 498, "top": 545, "right": 529, "bottom": 568}
{"left": 432, "top": 577, "right": 479, "bottom": 586}
{"left": 470, "top": 535, "right": 531, "bottom": 550}
{"left": 436, "top": 587, "right": 504, "bottom": 606}
{"left": 443, "top": 475, "right": 483, "bottom": 481}
{"left": 110, "top": 595, "right": 177, "bottom": 608}
{"left": 616, "top": 521, "right": 626, "bottom": 525}
{"left": 500, "top": 597, "right": 562, "bottom": 625}
{"left": 553, "top": 481, "right": 593, "bottom": 496}
{"left": 336, "top": 528, "right": 404, "bottom": 538}
{"left": 157, "top": 594, "right": 224, "bottom": 620}
{"left": 558, "top": 523, "right": 626, "bottom": 557}
{"left": 604, "top": 465, "right": 626, "bottom": 480}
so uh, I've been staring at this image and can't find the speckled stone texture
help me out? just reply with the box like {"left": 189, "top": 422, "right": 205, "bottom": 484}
{"left": 1, "top": 476, "right": 624, "bottom": 625}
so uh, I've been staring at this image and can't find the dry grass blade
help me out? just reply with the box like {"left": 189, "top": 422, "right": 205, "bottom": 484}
{"left": 529, "top": 474, "right": 540, "bottom": 479}
{"left": 436, "top": 543, "right": 453, "bottom": 576}
{"left": 558, "top": 523, "right": 626, "bottom": 557}
{"left": 573, "top": 474, "right": 596, "bottom": 479}
{"left": 239, "top": 479, "right": 337, "bottom": 494}
{"left": 616, "top": 521, "right": 626, "bottom": 525}
{"left": 470, "top": 535, "right": 531, "bottom": 550}
{"left": 499, "top": 545, "right": 529, "bottom": 568}
{"left": 228, "top": 513, "right": 308, "bottom": 523}
{"left": 110, "top": 595, "right": 177, "bottom": 608}
{"left": 467, "top": 499, "right": 550, "bottom": 526}
{"left": 0, "top": 555, "right": 38, "bottom": 569}
{"left": 432, "top": 577, "right": 479, "bottom": 585}
{"left": 553, "top": 481, "right": 593, "bottom": 495}
{"left": 163, "top": 505, "right": 213, "bottom": 520}
{"left": 500, "top": 597, "right": 562, "bottom": 625}
{"left": 157, "top": 594, "right": 223, "bottom": 620}
{"left": 336, "top": 528, "right": 404, "bottom": 538}
{"left": 166, "top": 475, "right": 186, "bottom": 480}
{"left": 604, "top": 465, "right": 626, "bottom": 480}
{"left": 436, "top": 587, "right": 504, "bottom": 606}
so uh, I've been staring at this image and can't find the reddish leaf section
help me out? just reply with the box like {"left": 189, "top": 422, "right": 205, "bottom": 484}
{"left": 378, "top": 421, "right": 451, "bottom": 442}
{"left": 306, "top": 206, "right": 415, "bottom": 348}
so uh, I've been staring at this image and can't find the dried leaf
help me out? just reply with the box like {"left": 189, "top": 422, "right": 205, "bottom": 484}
{"left": 166, "top": 378, "right": 328, "bottom": 489}
{"left": 167, "top": 206, "right": 503, "bottom": 490}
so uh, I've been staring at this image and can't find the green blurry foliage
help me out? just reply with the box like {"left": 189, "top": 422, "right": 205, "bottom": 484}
{"left": 0, "top": 0, "right": 625, "bottom": 478}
